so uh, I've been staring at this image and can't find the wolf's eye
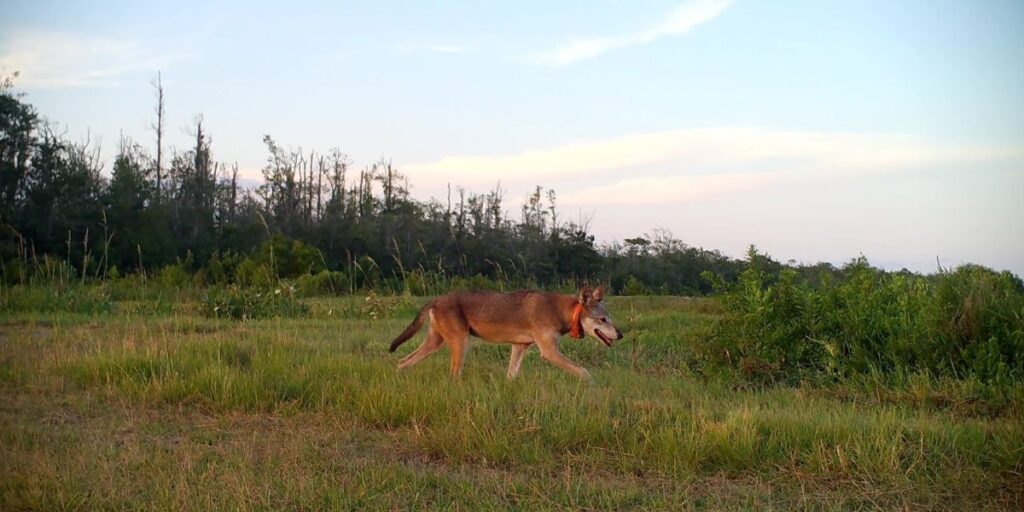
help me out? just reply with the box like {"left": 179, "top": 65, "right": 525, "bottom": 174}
{"left": 599, "top": 317, "right": 607, "bottom": 323}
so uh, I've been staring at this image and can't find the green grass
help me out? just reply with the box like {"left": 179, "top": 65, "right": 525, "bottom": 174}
{"left": 1, "top": 295, "right": 1022, "bottom": 510}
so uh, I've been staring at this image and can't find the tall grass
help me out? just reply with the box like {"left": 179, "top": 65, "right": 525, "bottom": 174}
{"left": 1, "top": 302, "right": 1020, "bottom": 510}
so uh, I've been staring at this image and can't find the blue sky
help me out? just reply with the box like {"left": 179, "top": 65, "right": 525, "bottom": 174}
{"left": 3, "top": 0, "right": 1023, "bottom": 274}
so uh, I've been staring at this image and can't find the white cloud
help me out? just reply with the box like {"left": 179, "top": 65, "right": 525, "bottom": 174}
{"left": 558, "top": 172, "right": 774, "bottom": 204}
{"left": 401, "top": 127, "right": 1022, "bottom": 203}
{"left": 0, "top": 30, "right": 180, "bottom": 88}
{"left": 532, "top": 0, "right": 734, "bottom": 66}
{"left": 400, "top": 43, "right": 472, "bottom": 54}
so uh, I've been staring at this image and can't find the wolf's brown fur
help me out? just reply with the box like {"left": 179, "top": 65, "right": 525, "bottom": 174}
{"left": 389, "top": 287, "right": 622, "bottom": 380}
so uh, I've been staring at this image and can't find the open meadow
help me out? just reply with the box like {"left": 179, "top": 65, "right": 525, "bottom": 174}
{"left": 4, "top": 1, "right": 1024, "bottom": 510}
{"left": 1, "top": 292, "right": 1021, "bottom": 511}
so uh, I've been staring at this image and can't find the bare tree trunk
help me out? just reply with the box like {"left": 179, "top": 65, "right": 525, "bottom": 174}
{"left": 316, "top": 155, "right": 323, "bottom": 221}
{"left": 308, "top": 149, "right": 315, "bottom": 226}
{"left": 151, "top": 72, "right": 165, "bottom": 202}
{"left": 230, "top": 163, "right": 238, "bottom": 221}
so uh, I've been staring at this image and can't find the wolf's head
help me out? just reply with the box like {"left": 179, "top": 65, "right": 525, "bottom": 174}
{"left": 577, "top": 286, "right": 624, "bottom": 347}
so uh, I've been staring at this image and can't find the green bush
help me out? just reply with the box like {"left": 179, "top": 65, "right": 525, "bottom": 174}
{"left": 622, "top": 276, "right": 650, "bottom": 296}
{"left": 156, "top": 257, "right": 193, "bottom": 289}
{"left": 1, "top": 259, "right": 27, "bottom": 285}
{"left": 1, "top": 255, "right": 79, "bottom": 286}
{"left": 234, "top": 258, "right": 275, "bottom": 289}
{"left": 450, "top": 274, "right": 501, "bottom": 292}
{"left": 204, "top": 250, "right": 243, "bottom": 285}
{"left": 359, "top": 290, "right": 414, "bottom": 320}
{"left": 705, "top": 264, "right": 820, "bottom": 380}
{"left": 925, "top": 265, "right": 1024, "bottom": 384}
{"left": 254, "top": 235, "right": 324, "bottom": 279}
{"left": 0, "top": 285, "right": 113, "bottom": 315}
{"left": 105, "top": 272, "right": 148, "bottom": 301}
{"left": 707, "top": 253, "right": 1024, "bottom": 386}
{"left": 295, "top": 270, "right": 347, "bottom": 296}
{"left": 200, "top": 286, "right": 309, "bottom": 320}
{"left": 401, "top": 269, "right": 435, "bottom": 296}
{"left": 351, "top": 255, "right": 381, "bottom": 291}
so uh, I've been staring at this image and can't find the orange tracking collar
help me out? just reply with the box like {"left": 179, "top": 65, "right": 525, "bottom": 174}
{"left": 569, "top": 301, "right": 585, "bottom": 339}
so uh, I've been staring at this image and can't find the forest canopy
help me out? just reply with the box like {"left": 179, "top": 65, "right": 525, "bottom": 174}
{"left": 0, "top": 74, "right": 996, "bottom": 294}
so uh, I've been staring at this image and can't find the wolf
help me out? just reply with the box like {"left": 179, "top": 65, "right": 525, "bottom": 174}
{"left": 388, "top": 286, "right": 623, "bottom": 380}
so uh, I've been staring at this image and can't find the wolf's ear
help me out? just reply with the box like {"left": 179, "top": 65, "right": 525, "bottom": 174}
{"left": 592, "top": 286, "right": 605, "bottom": 303}
{"left": 579, "top": 286, "right": 592, "bottom": 304}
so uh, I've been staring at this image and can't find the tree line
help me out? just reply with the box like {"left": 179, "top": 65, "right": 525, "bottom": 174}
{"left": 0, "top": 74, "right": 875, "bottom": 294}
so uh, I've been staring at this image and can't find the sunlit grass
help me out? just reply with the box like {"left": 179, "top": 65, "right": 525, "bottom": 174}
{"left": 1, "top": 296, "right": 1021, "bottom": 510}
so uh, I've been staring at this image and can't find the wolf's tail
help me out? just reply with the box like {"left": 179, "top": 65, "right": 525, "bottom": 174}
{"left": 388, "top": 301, "right": 435, "bottom": 352}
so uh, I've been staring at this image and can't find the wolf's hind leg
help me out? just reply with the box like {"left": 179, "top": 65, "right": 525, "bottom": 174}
{"left": 447, "top": 334, "right": 469, "bottom": 378}
{"left": 507, "top": 343, "right": 532, "bottom": 379}
{"left": 397, "top": 329, "right": 444, "bottom": 371}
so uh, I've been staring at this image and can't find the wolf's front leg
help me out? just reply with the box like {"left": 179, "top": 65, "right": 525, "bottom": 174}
{"left": 535, "top": 335, "right": 593, "bottom": 382}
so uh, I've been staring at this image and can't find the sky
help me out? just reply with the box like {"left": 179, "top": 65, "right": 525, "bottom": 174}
{"left": 2, "top": 0, "right": 1023, "bottom": 274}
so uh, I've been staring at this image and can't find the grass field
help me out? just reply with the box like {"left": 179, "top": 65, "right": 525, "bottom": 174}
{"left": 1, "top": 294, "right": 1022, "bottom": 510}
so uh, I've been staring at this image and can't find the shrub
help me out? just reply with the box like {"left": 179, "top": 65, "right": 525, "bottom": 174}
{"left": 622, "top": 276, "right": 650, "bottom": 296}
{"left": 1, "top": 285, "right": 113, "bottom": 315}
{"left": 708, "top": 264, "right": 820, "bottom": 378}
{"left": 204, "top": 250, "right": 243, "bottom": 285}
{"left": 925, "top": 265, "right": 1024, "bottom": 384}
{"left": 707, "top": 254, "right": 1024, "bottom": 386}
{"left": 234, "top": 258, "right": 274, "bottom": 289}
{"left": 1, "top": 260, "right": 26, "bottom": 285}
{"left": 450, "top": 274, "right": 501, "bottom": 292}
{"left": 401, "top": 269, "right": 435, "bottom": 296}
{"left": 155, "top": 262, "right": 191, "bottom": 289}
{"left": 360, "top": 290, "right": 413, "bottom": 320}
{"left": 251, "top": 235, "right": 323, "bottom": 279}
{"left": 295, "top": 270, "right": 347, "bottom": 296}
{"left": 200, "top": 286, "right": 309, "bottom": 320}
{"left": 1, "top": 255, "right": 79, "bottom": 287}
{"left": 351, "top": 255, "right": 381, "bottom": 291}
{"left": 105, "top": 272, "right": 150, "bottom": 301}
{"left": 155, "top": 252, "right": 195, "bottom": 289}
